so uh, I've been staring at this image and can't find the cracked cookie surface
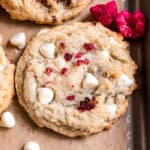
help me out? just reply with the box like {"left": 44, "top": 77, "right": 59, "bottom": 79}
{"left": 0, "top": 0, "right": 91, "bottom": 24}
{"left": 15, "top": 22, "right": 137, "bottom": 137}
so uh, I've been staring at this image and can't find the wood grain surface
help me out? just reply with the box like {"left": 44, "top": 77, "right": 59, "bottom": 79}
{"left": 0, "top": 1, "right": 127, "bottom": 150}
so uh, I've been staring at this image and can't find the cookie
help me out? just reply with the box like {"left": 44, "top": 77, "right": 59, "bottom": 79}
{"left": 0, "top": 0, "right": 91, "bottom": 24}
{"left": 0, "top": 35, "right": 15, "bottom": 114}
{"left": 15, "top": 22, "right": 137, "bottom": 137}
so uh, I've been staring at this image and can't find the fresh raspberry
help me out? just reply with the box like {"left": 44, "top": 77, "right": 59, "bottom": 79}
{"left": 90, "top": 1, "right": 118, "bottom": 27}
{"left": 116, "top": 10, "right": 146, "bottom": 39}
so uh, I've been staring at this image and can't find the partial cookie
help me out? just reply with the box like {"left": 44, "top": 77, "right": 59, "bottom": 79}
{"left": 15, "top": 22, "right": 137, "bottom": 137}
{"left": 0, "top": 0, "right": 91, "bottom": 24}
{"left": 0, "top": 35, "right": 15, "bottom": 114}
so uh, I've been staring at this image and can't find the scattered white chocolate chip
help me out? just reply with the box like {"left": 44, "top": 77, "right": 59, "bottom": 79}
{"left": 83, "top": 73, "right": 99, "bottom": 89}
{"left": 37, "top": 87, "right": 54, "bottom": 105}
{"left": 117, "top": 74, "right": 134, "bottom": 90}
{"left": 0, "top": 112, "right": 15, "bottom": 128}
{"left": 10, "top": 32, "right": 26, "bottom": 49}
{"left": 107, "top": 104, "right": 117, "bottom": 118}
{"left": 36, "top": 28, "right": 49, "bottom": 37}
{"left": 99, "top": 51, "right": 109, "bottom": 60}
{"left": 39, "top": 43, "right": 56, "bottom": 59}
{"left": 24, "top": 141, "right": 40, "bottom": 150}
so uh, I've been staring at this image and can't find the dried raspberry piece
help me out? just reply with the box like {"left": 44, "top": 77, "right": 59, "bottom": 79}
{"left": 116, "top": 10, "right": 146, "bottom": 39}
{"left": 90, "top": 1, "right": 118, "bottom": 27}
{"left": 76, "top": 60, "right": 83, "bottom": 66}
{"left": 83, "top": 43, "right": 95, "bottom": 51}
{"left": 76, "top": 58, "right": 89, "bottom": 66}
{"left": 59, "top": 42, "right": 66, "bottom": 49}
{"left": 66, "top": 95, "right": 75, "bottom": 101}
{"left": 45, "top": 68, "right": 52, "bottom": 76}
{"left": 41, "top": 0, "right": 47, "bottom": 5}
{"left": 83, "top": 58, "right": 89, "bottom": 65}
{"left": 77, "top": 97, "right": 97, "bottom": 112}
{"left": 64, "top": 53, "right": 73, "bottom": 61}
{"left": 34, "top": 75, "right": 37, "bottom": 79}
{"left": 75, "top": 52, "right": 83, "bottom": 58}
{"left": 61, "top": 68, "right": 68, "bottom": 75}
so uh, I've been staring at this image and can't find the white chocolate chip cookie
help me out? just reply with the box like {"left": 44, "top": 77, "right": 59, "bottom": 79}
{"left": 0, "top": 0, "right": 91, "bottom": 24}
{"left": 15, "top": 22, "right": 137, "bottom": 137}
{"left": 0, "top": 35, "right": 15, "bottom": 114}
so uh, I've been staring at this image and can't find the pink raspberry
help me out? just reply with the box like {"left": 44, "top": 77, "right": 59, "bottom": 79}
{"left": 90, "top": 1, "right": 118, "bottom": 27}
{"left": 116, "top": 10, "right": 146, "bottom": 39}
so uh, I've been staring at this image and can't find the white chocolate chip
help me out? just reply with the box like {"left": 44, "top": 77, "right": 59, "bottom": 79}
{"left": 36, "top": 28, "right": 49, "bottom": 37}
{"left": 107, "top": 104, "right": 117, "bottom": 118}
{"left": 83, "top": 73, "right": 99, "bottom": 89}
{"left": 0, "top": 112, "right": 15, "bottom": 128}
{"left": 117, "top": 74, "right": 134, "bottom": 90}
{"left": 24, "top": 141, "right": 40, "bottom": 150}
{"left": 10, "top": 32, "right": 26, "bottom": 49}
{"left": 39, "top": 43, "right": 56, "bottom": 59}
{"left": 24, "top": 72, "right": 37, "bottom": 103}
{"left": 99, "top": 51, "right": 109, "bottom": 60}
{"left": 56, "top": 56, "right": 67, "bottom": 69}
{"left": 37, "top": 87, "right": 54, "bottom": 105}
{"left": 0, "top": 64, "right": 4, "bottom": 71}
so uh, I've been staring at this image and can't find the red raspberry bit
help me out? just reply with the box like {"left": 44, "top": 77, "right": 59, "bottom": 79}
{"left": 34, "top": 75, "right": 37, "bottom": 79}
{"left": 64, "top": 53, "right": 73, "bottom": 61}
{"left": 61, "top": 68, "right": 68, "bottom": 75}
{"left": 77, "top": 97, "right": 97, "bottom": 112}
{"left": 83, "top": 43, "right": 95, "bottom": 51}
{"left": 76, "top": 60, "right": 84, "bottom": 66}
{"left": 59, "top": 42, "right": 66, "bottom": 49}
{"left": 83, "top": 58, "right": 89, "bottom": 65}
{"left": 41, "top": 0, "right": 47, "bottom": 5}
{"left": 66, "top": 95, "right": 75, "bottom": 101}
{"left": 76, "top": 58, "right": 89, "bottom": 66}
{"left": 45, "top": 68, "right": 52, "bottom": 76}
{"left": 75, "top": 52, "right": 83, "bottom": 58}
